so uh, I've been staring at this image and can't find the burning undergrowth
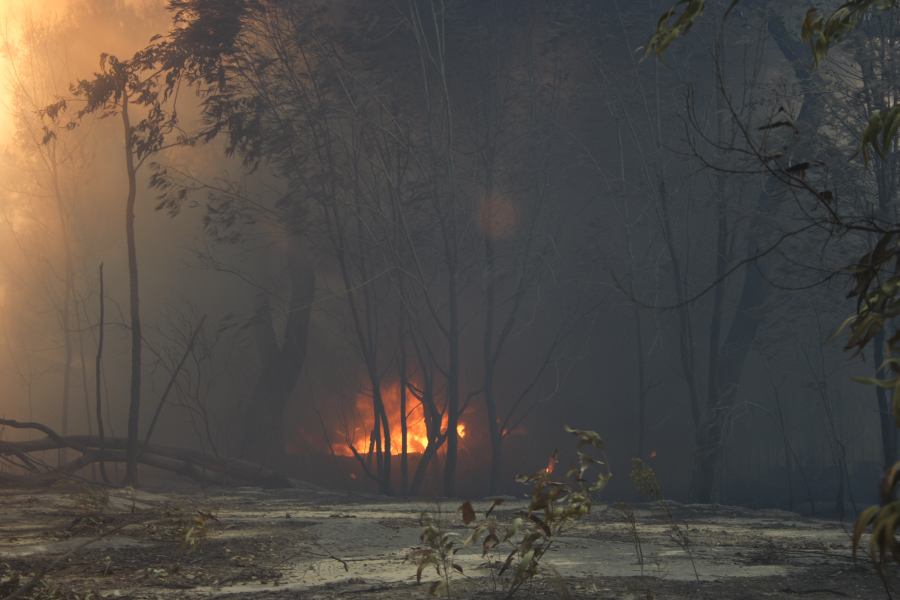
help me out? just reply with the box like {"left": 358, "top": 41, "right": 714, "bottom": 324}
{"left": 285, "top": 376, "right": 536, "bottom": 495}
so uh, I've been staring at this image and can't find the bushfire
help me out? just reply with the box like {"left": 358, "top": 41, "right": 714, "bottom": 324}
{"left": 335, "top": 380, "right": 465, "bottom": 457}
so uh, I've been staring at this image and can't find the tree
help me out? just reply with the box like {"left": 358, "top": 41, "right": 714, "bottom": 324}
{"left": 648, "top": 0, "right": 900, "bottom": 571}
{"left": 143, "top": 0, "right": 579, "bottom": 496}
{"left": 49, "top": 46, "right": 183, "bottom": 483}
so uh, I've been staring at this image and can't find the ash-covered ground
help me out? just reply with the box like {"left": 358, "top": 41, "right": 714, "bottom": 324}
{"left": 0, "top": 484, "right": 891, "bottom": 599}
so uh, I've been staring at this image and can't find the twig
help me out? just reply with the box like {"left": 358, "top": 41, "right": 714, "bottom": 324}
{"left": 141, "top": 315, "right": 207, "bottom": 453}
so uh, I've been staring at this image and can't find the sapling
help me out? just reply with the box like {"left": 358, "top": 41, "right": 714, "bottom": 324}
{"left": 410, "top": 426, "right": 611, "bottom": 598}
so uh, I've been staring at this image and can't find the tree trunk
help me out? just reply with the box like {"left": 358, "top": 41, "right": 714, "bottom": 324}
{"left": 483, "top": 229, "right": 503, "bottom": 495}
{"left": 399, "top": 335, "right": 409, "bottom": 493}
{"left": 634, "top": 307, "right": 647, "bottom": 459}
{"left": 874, "top": 331, "right": 897, "bottom": 469}
{"left": 122, "top": 93, "right": 142, "bottom": 485}
{"left": 241, "top": 257, "right": 315, "bottom": 467}
{"left": 688, "top": 14, "right": 827, "bottom": 502}
{"left": 95, "top": 263, "right": 108, "bottom": 482}
{"left": 371, "top": 375, "right": 392, "bottom": 494}
{"left": 443, "top": 272, "right": 460, "bottom": 497}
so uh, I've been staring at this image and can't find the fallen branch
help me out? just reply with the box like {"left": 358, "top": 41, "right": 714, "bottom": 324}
{"left": 0, "top": 419, "right": 295, "bottom": 488}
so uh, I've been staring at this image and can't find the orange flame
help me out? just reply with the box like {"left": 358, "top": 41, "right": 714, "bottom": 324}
{"left": 545, "top": 453, "right": 557, "bottom": 475}
{"left": 335, "top": 380, "right": 465, "bottom": 457}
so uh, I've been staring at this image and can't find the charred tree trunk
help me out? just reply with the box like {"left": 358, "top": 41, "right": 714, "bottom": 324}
{"left": 688, "top": 14, "right": 827, "bottom": 502}
{"left": 95, "top": 263, "right": 108, "bottom": 482}
{"left": 444, "top": 273, "right": 460, "bottom": 497}
{"left": 242, "top": 258, "right": 315, "bottom": 467}
{"left": 874, "top": 332, "right": 897, "bottom": 469}
{"left": 399, "top": 334, "right": 409, "bottom": 493}
{"left": 122, "top": 93, "right": 143, "bottom": 485}
{"left": 634, "top": 307, "right": 648, "bottom": 459}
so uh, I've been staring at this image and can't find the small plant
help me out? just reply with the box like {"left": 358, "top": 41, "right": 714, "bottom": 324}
{"left": 72, "top": 487, "right": 110, "bottom": 514}
{"left": 616, "top": 502, "right": 645, "bottom": 576}
{"left": 408, "top": 507, "right": 464, "bottom": 598}
{"left": 182, "top": 510, "right": 219, "bottom": 551}
{"left": 630, "top": 458, "right": 699, "bottom": 582}
{"left": 503, "top": 427, "right": 610, "bottom": 596}
{"left": 410, "top": 427, "right": 610, "bottom": 597}
{"left": 853, "top": 463, "right": 900, "bottom": 570}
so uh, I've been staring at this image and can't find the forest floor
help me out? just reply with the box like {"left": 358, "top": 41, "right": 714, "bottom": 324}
{"left": 0, "top": 482, "right": 894, "bottom": 599}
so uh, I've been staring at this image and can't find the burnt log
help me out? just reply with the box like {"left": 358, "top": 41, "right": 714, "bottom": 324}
{"left": 0, "top": 419, "right": 295, "bottom": 488}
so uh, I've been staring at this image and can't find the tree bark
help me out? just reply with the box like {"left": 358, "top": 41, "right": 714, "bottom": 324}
{"left": 241, "top": 257, "right": 315, "bottom": 467}
{"left": 443, "top": 272, "right": 460, "bottom": 497}
{"left": 122, "top": 92, "right": 143, "bottom": 485}
{"left": 95, "top": 263, "right": 108, "bottom": 482}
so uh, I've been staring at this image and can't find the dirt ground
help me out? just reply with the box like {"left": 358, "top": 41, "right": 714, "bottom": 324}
{"left": 0, "top": 483, "right": 894, "bottom": 599}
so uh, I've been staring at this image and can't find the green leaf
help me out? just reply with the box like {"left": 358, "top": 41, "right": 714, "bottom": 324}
{"left": 643, "top": 0, "right": 707, "bottom": 58}
{"left": 853, "top": 505, "right": 881, "bottom": 558}
{"left": 893, "top": 380, "right": 900, "bottom": 428}
{"left": 850, "top": 376, "right": 896, "bottom": 389}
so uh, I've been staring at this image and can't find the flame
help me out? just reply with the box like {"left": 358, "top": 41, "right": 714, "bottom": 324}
{"left": 545, "top": 453, "right": 558, "bottom": 475}
{"left": 335, "top": 380, "right": 465, "bottom": 457}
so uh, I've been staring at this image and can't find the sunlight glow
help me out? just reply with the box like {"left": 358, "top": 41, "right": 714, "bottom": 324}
{"left": 0, "top": 0, "right": 165, "bottom": 141}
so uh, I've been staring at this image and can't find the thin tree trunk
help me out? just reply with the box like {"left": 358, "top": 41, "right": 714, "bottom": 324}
{"left": 634, "top": 307, "right": 647, "bottom": 459}
{"left": 242, "top": 258, "right": 315, "bottom": 466}
{"left": 95, "top": 263, "right": 108, "bottom": 482}
{"left": 688, "top": 15, "right": 828, "bottom": 502}
{"left": 483, "top": 227, "right": 503, "bottom": 495}
{"left": 399, "top": 333, "right": 409, "bottom": 493}
{"left": 122, "top": 92, "right": 143, "bottom": 486}
{"left": 874, "top": 331, "right": 896, "bottom": 469}
{"left": 444, "top": 273, "right": 460, "bottom": 497}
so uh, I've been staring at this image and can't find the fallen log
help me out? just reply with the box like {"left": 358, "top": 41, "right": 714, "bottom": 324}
{"left": 0, "top": 419, "right": 295, "bottom": 488}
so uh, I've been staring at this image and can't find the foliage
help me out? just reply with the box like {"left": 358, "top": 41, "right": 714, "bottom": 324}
{"left": 644, "top": 0, "right": 740, "bottom": 57}
{"left": 409, "top": 509, "right": 464, "bottom": 598}
{"left": 181, "top": 510, "right": 219, "bottom": 551}
{"left": 644, "top": 0, "right": 708, "bottom": 57}
{"left": 410, "top": 426, "right": 610, "bottom": 598}
{"left": 646, "top": 1, "right": 897, "bottom": 60}
{"left": 853, "top": 463, "right": 900, "bottom": 569}
{"left": 801, "top": 1, "right": 899, "bottom": 66}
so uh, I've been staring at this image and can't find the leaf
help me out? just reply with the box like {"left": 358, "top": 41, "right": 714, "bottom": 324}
{"left": 416, "top": 560, "right": 427, "bottom": 583}
{"left": 643, "top": 0, "right": 707, "bottom": 58}
{"left": 850, "top": 376, "right": 896, "bottom": 389}
{"left": 881, "top": 462, "right": 900, "bottom": 505}
{"left": 529, "top": 513, "right": 552, "bottom": 537}
{"left": 853, "top": 506, "right": 881, "bottom": 558}
{"left": 460, "top": 501, "right": 476, "bottom": 525}
{"left": 486, "top": 498, "right": 504, "bottom": 517}
{"left": 894, "top": 380, "right": 900, "bottom": 428}
{"left": 564, "top": 426, "right": 604, "bottom": 449}
{"left": 483, "top": 532, "right": 500, "bottom": 555}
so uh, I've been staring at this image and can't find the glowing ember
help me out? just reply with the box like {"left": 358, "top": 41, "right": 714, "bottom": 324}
{"left": 336, "top": 380, "right": 465, "bottom": 457}
{"left": 545, "top": 453, "right": 557, "bottom": 475}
